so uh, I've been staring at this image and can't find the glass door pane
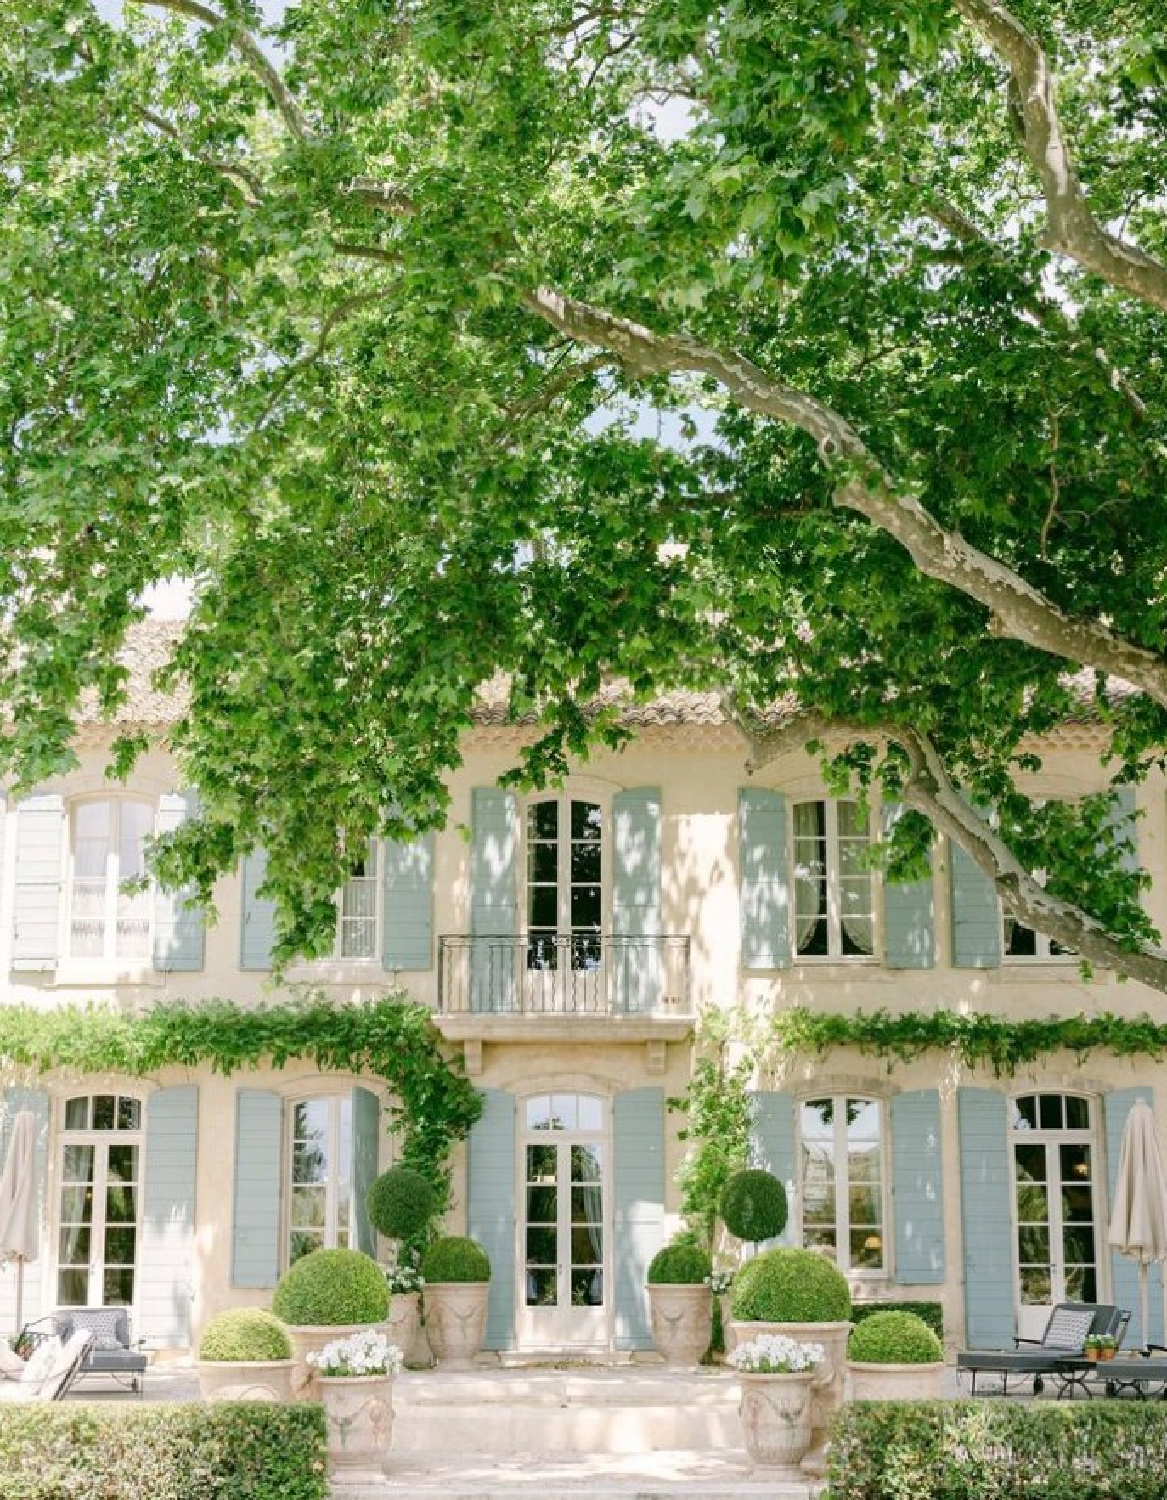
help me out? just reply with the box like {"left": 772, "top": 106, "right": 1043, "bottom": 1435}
{"left": 1014, "top": 1142, "right": 1052, "bottom": 1305}
{"left": 525, "top": 1143, "right": 558, "bottom": 1307}
{"left": 570, "top": 1144, "right": 603, "bottom": 1307}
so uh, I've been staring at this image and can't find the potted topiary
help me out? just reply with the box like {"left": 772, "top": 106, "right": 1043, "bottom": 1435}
{"left": 196, "top": 1308, "right": 295, "bottom": 1403}
{"left": 646, "top": 1237, "right": 713, "bottom": 1369}
{"left": 719, "top": 1169, "right": 788, "bottom": 1353}
{"left": 730, "top": 1246, "right": 852, "bottom": 1472}
{"left": 366, "top": 1167, "right": 437, "bottom": 1362}
{"left": 420, "top": 1235, "right": 491, "bottom": 1369}
{"left": 728, "top": 1332, "right": 830, "bottom": 1469}
{"left": 272, "top": 1247, "right": 390, "bottom": 1398}
{"left": 307, "top": 1328, "right": 404, "bottom": 1481}
{"left": 846, "top": 1309, "right": 946, "bottom": 1400}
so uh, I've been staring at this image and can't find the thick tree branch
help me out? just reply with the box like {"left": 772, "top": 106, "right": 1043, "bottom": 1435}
{"left": 954, "top": 0, "right": 1167, "bottom": 313}
{"left": 254, "top": 291, "right": 385, "bottom": 430}
{"left": 525, "top": 287, "right": 1167, "bottom": 705}
{"left": 141, "top": 108, "right": 264, "bottom": 205}
{"left": 733, "top": 708, "right": 1167, "bottom": 994}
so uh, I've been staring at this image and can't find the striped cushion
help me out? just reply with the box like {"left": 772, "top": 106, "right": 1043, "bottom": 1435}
{"left": 1043, "top": 1308, "right": 1093, "bottom": 1351}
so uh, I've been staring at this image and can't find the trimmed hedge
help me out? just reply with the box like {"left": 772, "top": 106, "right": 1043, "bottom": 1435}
{"left": 0, "top": 1403, "right": 326, "bottom": 1500}
{"left": 367, "top": 1166, "right": 438, "bottom": 1242}
{"left": 199, "top": 1309, "right": 292, "bottom": 1362}
{"left": 647, "top": 1240, "right": 712, "bottom": 1285}
{"left": 828, "top": 1401, "right": 1167, "bottom": 1500}
{"left": 421, "top": 1234, "right": 491, "bottom": 1282}
{"left": 851, "top": 1301, "right": 944, "bottom": 1341}
{"left": 731, "top": 1246, "right": 851, "bottom": 1323}
{"left": 272, "top": 1247, "right": 389, "bottom": 1325}
{"left": 720, "top": 1169, "right": 788, "bottom": 1243}
{"left": 848, "top": 1311, "right": 943, "bottom": 1365}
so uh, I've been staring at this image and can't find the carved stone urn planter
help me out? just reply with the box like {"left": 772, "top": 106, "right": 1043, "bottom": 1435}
{"left": 648, "top": 1284, "right": 713, "bottom": 1369}
{"left": 422, "top": 1283, "right": 489, "bottom": 1369}
{"left": 383, "top": 1293, "right": 422, "bottom": 1364}
{"left": 847, "top": 1358, "right": 946, "bottom": 1401}
{"left": 197, "top": 1358, "right": 296, "bottom": 1404}
{"left": 287, "top": 1323, "right": 372, "bottom": 1400}
{"left": 319, "top": 1374, "right": 395, "bottom": 1481}
{"left": 738, "top": 1371, "right": 819, "bottom": 1469}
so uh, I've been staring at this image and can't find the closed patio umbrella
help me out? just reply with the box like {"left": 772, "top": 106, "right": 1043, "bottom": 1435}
{"left": 0, "top": 1111, "right": 39, "bottom": 1333}
{"left": 1107, "top": 1098, "right": 1167, "bottom": 1352}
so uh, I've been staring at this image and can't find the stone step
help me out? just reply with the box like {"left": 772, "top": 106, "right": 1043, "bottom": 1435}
{"left": 391, "top": 1369, "right": 743, "bottom": 1455}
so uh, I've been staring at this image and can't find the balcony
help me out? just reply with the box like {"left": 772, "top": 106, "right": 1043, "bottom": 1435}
{"left": 437, "top": 934, "right": 692, "bottom": 1019}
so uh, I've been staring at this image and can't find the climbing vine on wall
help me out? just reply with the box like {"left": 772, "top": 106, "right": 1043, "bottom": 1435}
{"left": 667, "top": 1013, "right": 753, "bottom": 1252}
{"left": 0, "top": 991, "right": 482, "bottom": 1212}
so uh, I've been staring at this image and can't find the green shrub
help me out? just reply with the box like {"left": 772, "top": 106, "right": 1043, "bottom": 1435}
{"left": 0, "top": 1403, "right": 327, "bottom": 1500}
{"left": 366, "top": 1166, "right": 438, "bottom": 1242}
{"left": 719, "top": 1169, "right": 788, "bottom": 1243}
{"left": 421, "top": 1234, "right": 491, "bottom": 1282}
{"left": 647, "top": 1239, "right": 712, "bottom": 1284}
{"left": 851, "top": 1301, "right": 944, "bottom": 1341}
{"left": 271, "top": 1248, "right": 389, "bottom": 1326}
{"left": 828, "top": 1401, "right": 1167, "bottom": 1500}
{"left": 199, "top": 1309, "right": 292, "bottom": 1362}
{"left": 731, "top": 1247, "right": 851, "bottom": 1323}
{"left": 848, "top": 1311, "right": 943, "bottom": 1365}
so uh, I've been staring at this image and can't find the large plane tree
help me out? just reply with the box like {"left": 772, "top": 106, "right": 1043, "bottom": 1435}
{"left": 2, "top": 0, "right": 1166, "bottom": 974}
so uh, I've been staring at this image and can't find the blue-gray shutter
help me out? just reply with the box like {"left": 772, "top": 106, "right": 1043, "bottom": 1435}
{"left": 239, "top": 849, "right": 277, "bottom": 971}
{"left": 0, "top": 1088, "right": 49, "bottom": 1326}
{"left": 12, "top": 796, "right": 64, "bottom": 970}
{"left": 468, "top": 1088, "right": 516, "bottom": 1350}
{"left": 231, "top": 1089, "right": 282, "bottom": 1288}
{"left": 469, "top": 789, "right": 518, "bottom": 1013}
{"left": 738, "top": 788, "right": 792, "bottom": 970}
{"left": 351, "top": 1086, "right": 380, "bottom": 1257}
{"left": 949, "top": 837, "right": 1002, "bottom": 969}
{"left": 612, "top": 788, "right": 663, "bottom": 1013}
{"left": 958, "top": 1087, "right": 1014, "bottom": 1348}
{"left": 138, "top": 1086, "right": 198, "bottom": 1347}
{"left": 882, "top": 804, "right": 935, "bottom": 969}
{"left": 382, "top": 835, "right": 434, "bottom": 971}
{"left": 749, "top": 1091, "right": 796, "bottom": 1245}
{"left": 1105, "top": 1089, "right": 1162, "bottom": 1350}
{"left": 891, "top": 1089, "right": 945, "bottom": 1284}
{"left": 613, "top": 1087, "right": 665, "bottom": 1350}
{"left": 153, "top": 793, "right": 205, "bottom": 972}
{"left": 1105, "top": 787, "right": 1139, "bottom": 874}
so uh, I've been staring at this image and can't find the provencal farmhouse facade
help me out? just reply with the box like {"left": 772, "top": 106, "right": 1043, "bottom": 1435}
{"left": 1, "top": 626, "right": 1164, "bottom": 1360}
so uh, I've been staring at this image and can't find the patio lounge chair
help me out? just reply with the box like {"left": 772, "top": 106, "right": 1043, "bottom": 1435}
{"left": 0, "top": 1328, "right": 93, "bottom": 1403}
{"left": 20, "top": 1308, "right": 148, "bottom": 1394}
{"left": 956, "top": 1302, "right": 1130, "bottom": 1396}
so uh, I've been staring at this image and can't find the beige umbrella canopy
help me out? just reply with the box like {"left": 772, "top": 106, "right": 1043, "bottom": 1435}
{"left": 0, "top": 1111, "right": 40, "bottom": 1332}
{"left": 1107, "top": 1098, "right": 1167, "bottom": 1352}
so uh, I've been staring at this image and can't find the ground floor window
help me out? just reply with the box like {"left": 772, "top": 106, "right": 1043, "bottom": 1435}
{"left": 57, "top": 1093, "right": 142, "bottom": 1307}
{"left": 799, "top": 1095, "right": 885, "bottom": 1272}
{"left": 288, "top": 1095, "right": 354, "bottom": 1264}
{"left": 1012, "top": 1092, "right": 1099, "bottom": 1306}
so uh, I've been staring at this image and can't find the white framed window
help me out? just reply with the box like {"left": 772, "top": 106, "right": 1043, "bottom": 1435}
{"left": 799, "top": 1095, "right": 886, "bottom": 1273}
{"left": 287, "top": 1095, "right": 354, "bottom": 1265}
{"left": 793, "top": 800, "right": 874, "bottom": 958}
{"left": 68, "top": 799, "right": 153, "bottom": 960}
{"left": 56, "top": 1092, "right": 143, "bottom": 1307}
{"left": 525, "top": 797, "right": 604, "bottom": 973}
{"left": 1011, "top": 1092, "right": 1099, "bottom": 1309}
{"left": 336, "top": 839, "right": 379, "bottom": 960}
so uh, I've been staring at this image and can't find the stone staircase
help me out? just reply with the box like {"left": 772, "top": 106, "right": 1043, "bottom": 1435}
{"left": 330, "top": 1366, "right": 827, "bottom": 1500}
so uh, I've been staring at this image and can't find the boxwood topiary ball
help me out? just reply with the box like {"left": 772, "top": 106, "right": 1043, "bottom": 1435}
{"left": 199, "top": 1308, "right": 293, "bottom": 1362}
{"left": 731, "top": 1246, "right": 851, "bottom": 1323}
{"left": 647, "top": 1239, "right": 713, "bottom": 1285}
{"left": 720, "top": 1169, "right": 788, "bottom": 1243}
{"left": 420, "top": 1235, "right": 491, "bottom": 1283}
{"left": 271, "top": 1248, "right": 390, "bottom": 1326}
{"left": 848, "top": 1310, "right": 943, "bottom": 1364}
{"left": 367, "top": 1166, "right": 438, "bottom": 1242}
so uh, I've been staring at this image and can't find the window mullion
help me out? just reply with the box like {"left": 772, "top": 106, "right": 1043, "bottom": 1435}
{"left": 835, "top": 1105, "right": 849, "bottom": 1272}
{"left": 104, "top": 809, "right": 119, "bottom": 961}
{"left": 826, "top": 803, "right": 841, "bottom": 956}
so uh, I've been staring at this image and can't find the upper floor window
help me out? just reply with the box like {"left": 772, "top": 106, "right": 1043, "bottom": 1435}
{"left": 1004, "top": 907, "right": 1072, "bottom": 961}
{"left": 336, "top": 839, "right": 378, "bottom": 960}
{"left": 288, "top": 1095, "right": 354, "bottom": 1265}
{"left": 793, "top": 800, "right": 874, "bottom": 958}
{"left": 799, "top": 1095, "right": 885, "bottom": 1273}
{"left": 69, "top": 800, "right": 152, "bottom": 960}
{"left": 526, "top": 798, "right": 604, "bottom": 972}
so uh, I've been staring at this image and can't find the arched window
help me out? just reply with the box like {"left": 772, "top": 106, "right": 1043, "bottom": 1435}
{"left": 57, "top": 1093, "right": 143, "bottom": 1307}
{"left": 69, "top": 800, "right": 152, "bottom": 960}
{"left": 287, "top": 1095, "right": 355, "bottom": 1264}
{"left": 1011, "top": 1093, "right": 1098, "bottom": 1308}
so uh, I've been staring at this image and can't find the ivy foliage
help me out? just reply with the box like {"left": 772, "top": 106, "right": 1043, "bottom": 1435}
{"left": 0, "top": 992, "right": 482, "bottom": 1208}
{"left": 668, "top": 1033, "right": 752, "bottom": 1253}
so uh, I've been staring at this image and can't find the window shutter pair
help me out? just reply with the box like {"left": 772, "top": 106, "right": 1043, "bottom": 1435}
{"left": 230, "top": 1085, "right": 381, "bottom": 1289}
{"left": 240, "top": 835, "right": 434, "bottom": 972}
{"left": 11, "top": 794, "right": 204, "bottom": 972}
{"left": 738, "top": 791, "right": 935, "bottom": 970}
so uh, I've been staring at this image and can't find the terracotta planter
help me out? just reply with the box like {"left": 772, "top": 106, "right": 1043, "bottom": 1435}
{"left": 286, "top": 1323, "right": 376, "bottom": 1400}
{"left": 648, "top": 1283, "right": 713, "bottom": 1369}
{"left": 319, "top": 1373, "right": 395, "bottom": 1481}
{"left": 196, "top": 1358, "right": 296, "bottom": 1404}
{"left": 383, "top": 1293, "right": 421, "bottom": 1362}
{"left": 738, "top": 1371, "right": 818, "bottom": 1468}
{"left": 423, "top": 1282, "right": 489, "bottom": 1369}
{"left": 847, "top": 1359, "right": 946, "bottom": 1401}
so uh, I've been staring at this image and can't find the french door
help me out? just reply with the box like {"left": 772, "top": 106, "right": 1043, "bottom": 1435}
{"left": 517, "top": 1093, "right": 607, "bottom": 1349}
{"left": 1011, "top": 1092, "right": 1101, "bottom": 1340}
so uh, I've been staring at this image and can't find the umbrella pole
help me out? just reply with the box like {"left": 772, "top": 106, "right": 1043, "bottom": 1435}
{"left": 14, "top": 1257, "right": 23, "bottom": 1335}
{"left": 1142, "top": 1262, "right": 1150, "bottom": 1354}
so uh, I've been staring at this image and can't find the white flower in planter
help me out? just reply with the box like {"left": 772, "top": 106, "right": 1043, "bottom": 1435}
{"left": 307, "top": 1329, "right": 404, "bottom": 1378}
{"left": 729, "top": 1333, "right": 825, "bottom": 1374}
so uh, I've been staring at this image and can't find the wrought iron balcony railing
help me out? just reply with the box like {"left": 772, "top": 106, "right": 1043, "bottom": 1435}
{"left": 437, "top": 934, "right": 691, "bottom": 1017}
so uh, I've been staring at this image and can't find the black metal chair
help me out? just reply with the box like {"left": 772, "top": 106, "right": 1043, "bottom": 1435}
{"left": 956, "top": 1302, "right": 1130, "bottom": 1396}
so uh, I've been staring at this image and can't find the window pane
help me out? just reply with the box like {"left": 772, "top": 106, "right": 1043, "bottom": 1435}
{"left": 93, "top": 1096, "right": 116, "bottom": 1131}
{"left": 848, "top": 1184, "right": 882, "bottom": 1223}
{"left": 1060, "top": 1144, "right": 1092, "bottom": 1183}
{"left": 74, "top": 802, "right": 111, "bottom": 876}
{"left": 571, "top": 1225, "right": 601, "bottom": 1262}
{"left": 119, "top": 802, "right": 151, "bottom": 880}
{"left": 571, "top": 1188, "right": 602, "bottom": 1224}
{"left": 571, "top": 842, "right": 601, "bottom": 882}
{"left": 525, "top": 1226, "right": 557, "bottom": 1263}
{"left": 60, "top": 1186, "right": 91, "bottom": 1224}
{"left": 1063, "top": 1186, "right": 1093, "bottom": 1224}
{"left": 529, "top": 803, "right": 559, "bottom": 840}
{"left": 57, "top": 1269, "right": 89, "bottom": 1306}
{"left": 65, "top": 1098, "right": 89, "bottom": 1131}
{"left": 571, "top": 802, "right": 602, "bottom": 841}
{"left": 529, "top": 887, "right": 558, "bottom": 929}
{"left": 1018, "top": 1226, "right": 1050, "bottom": 1262}
{"left": 1064, "top": 1264, "right": 1097, "bottom": 1301}
{"left": 1016, "top": 1184, "right": 1049, "bottom": 1224}
{"left": 104, "top": 1226, "right": 136, "bottom": 1264}
{"left": 577, "top": 1098, "right": 603, "bottom": 1132}
{"left": 62, "top": 1145, "right": 94, "bottom": 1183}
{"left": 526, "top": 1268, "right": 556, "bottom": 1306}
{"left": 571, "top": 885, "right": 601, "bottom": 928}
{"left": 1065, "top": 1096, "right": 1090, "bottom": 1130}
{"left": 571, "top": 1143, "right": 602, "bottom": 1180}
{"left": 103, "top": 1268, "right": 134, "bottom": 1305}
{"left": 117, "top": 1097, "right": 141, "bottom": 1131}
{"left": 1019, "top": 1266, "right": 1052, "bottom": 1304}
{"left": 850, "top": 1229, "right": 883, "bottom": 1269}
{"left": 526, "top": 1098, "right": 554, "bottom": 1131}
{"left": 551, "top": 1096, "right": 578, "bottom": 1130}
{"left": 106, "top": 1184, "right": 137, "bottom": 1224}
{"left": 107, "top": 1145, "right": 138, "bottom": 1183}
{"left": 1014, "top": 1144, "right": 1047, "bottom": 1183}
{"left": 572, "top": 1269, "right": 602, "bottom": 1306}
{"left": 1039, "top": 1095, "right": 1064, "bottom": 1130}
{"left": 290, "top": 1231, "right": 324, "bottom": 1263}
{"left": 804, "top": 1227, "right": 837, "bottom": 1253}
{"left": 1012, "top": 1096, "right": 1037, "bottom": 1131}
{"left": 1005, "top": 920, "right": 1037, "bottom": 957}
{"left": 291, "top": 1188, "right": 327, "bottom": 1229}
{"left": 528, "top": 842, "right": 558, "bottom": 882}
{"left": 526, "top": 1186, "right": 556, "bottom": 1222}
{"left": 527, "top": 1144, "right": 557, "bottom": 1179}
{"left": 59, "top": 1225, "right": 91, "bottom": 1264}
